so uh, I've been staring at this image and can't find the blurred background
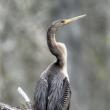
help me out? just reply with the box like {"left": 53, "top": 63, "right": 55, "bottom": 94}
{"left": 0, "top": 0, "right": 110, "bottom": 110}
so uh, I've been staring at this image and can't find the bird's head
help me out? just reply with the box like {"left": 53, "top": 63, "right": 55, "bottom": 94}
{"left": 51, "top": 14, "right": 86, "bottom": 29}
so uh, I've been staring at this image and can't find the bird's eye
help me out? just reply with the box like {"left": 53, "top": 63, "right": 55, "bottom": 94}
{"left": 61, "top": 20, "right": 65, "bottom": 23}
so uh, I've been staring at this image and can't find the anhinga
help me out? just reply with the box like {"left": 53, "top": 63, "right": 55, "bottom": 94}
{"left": 33, "top": 14, "right": 86, "bottom": 110}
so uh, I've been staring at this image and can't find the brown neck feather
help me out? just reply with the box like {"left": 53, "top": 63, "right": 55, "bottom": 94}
{"left": 47, "top": 27, "right": 66, "bottom": 67}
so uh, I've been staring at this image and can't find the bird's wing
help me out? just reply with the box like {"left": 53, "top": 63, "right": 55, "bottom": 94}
{"left": 56, "top": 77, "right": 71, "bottom": 110}
{"left": 33, "top": 78, "right": 48, "bottom": 110}
{"left": 47, "top": 74, "right": 71, "bottom": 110}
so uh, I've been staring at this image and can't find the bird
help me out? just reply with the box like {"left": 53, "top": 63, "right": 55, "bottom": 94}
{"left": 33, "top": 14, "right": 86, "bottom": 110}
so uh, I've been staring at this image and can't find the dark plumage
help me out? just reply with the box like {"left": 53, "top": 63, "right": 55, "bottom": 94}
{"left": 33, "top": 14, "right": 86, "bottom": 110}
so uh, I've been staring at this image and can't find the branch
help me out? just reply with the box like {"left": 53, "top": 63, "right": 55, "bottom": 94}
{"left": 0, "top": 87, "right": 33, "bottom": 110}
{"left": 0, "top": 102, "right": 20, "bottom": 110}
{"left": 17, "top": 87, "right": 32, "bottom": 110}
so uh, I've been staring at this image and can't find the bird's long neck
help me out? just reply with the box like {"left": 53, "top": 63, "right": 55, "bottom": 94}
{"left": 47, "top": 27, "right": 67, "bottom": 68}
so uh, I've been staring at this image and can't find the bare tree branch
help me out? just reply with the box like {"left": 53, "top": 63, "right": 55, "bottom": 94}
{"left": 0, "top": 87, "right": 33, "bottom": 110}
{"left": 17, "top": 87, "right": 32, "bottom": 110}
{"left": 0, "top": 102, "right": 21, "bottom": 110}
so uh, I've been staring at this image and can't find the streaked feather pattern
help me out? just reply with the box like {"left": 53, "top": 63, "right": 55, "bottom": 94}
{"left": 33, "top": 65, "right": 71, "bottom": 110}
{"left": 33, "top": 77, "right": 48, "bottom": 110}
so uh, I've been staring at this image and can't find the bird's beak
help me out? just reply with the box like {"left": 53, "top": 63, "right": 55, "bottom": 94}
{"left": 64, "top": 14, "right": 86, "bottom": 25}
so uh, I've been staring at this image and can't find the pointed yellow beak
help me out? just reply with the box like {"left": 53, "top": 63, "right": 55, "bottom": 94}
{"left": 64, "top": 14, "right": 86, "bottom": 24}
